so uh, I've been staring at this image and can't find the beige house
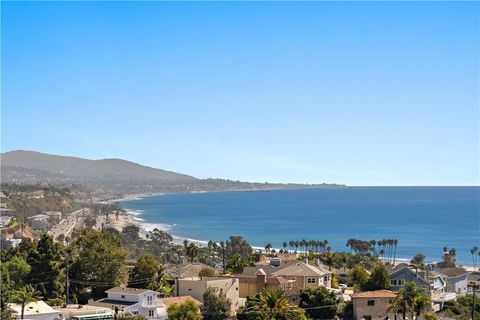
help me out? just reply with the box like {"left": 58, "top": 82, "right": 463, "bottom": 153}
{"left": 351, "top": 290, "right": 397, "bottom": 320}
{"left": 234, "top": 268, "right": 289, "bottom": 298}
{"left": 176, "top": 277, "right": 241, "bottom": 312}
{"left": 271, "top": 261, "right": 332, "bottom": 290}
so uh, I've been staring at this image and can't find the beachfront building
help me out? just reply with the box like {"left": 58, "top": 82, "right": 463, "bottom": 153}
{"left": 88, "top": 287, "right": 158, "bottom": 319}
{"left": 8, "top": 301, "right": 61, "bottom": 320}
{"left": 351, "top": 290, "right": 397, "bottom": 320}
{"left": 176, "top": 277, "right": 241, "bottom": 312}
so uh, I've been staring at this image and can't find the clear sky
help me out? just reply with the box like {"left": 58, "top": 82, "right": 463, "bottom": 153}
{"left": 1, "top": 1, "right": 479, "bottom": 186}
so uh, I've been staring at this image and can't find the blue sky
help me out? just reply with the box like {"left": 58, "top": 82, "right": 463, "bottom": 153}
{"left": 2, "top": 1, "right": 479, "bottom": 186}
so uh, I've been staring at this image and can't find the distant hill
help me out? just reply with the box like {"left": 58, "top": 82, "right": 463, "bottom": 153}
{"left": 2, "top": 150, "right": 196, "bottom": 182}
{"left": 1, "top": 150, "right": 345, "bottom": 198}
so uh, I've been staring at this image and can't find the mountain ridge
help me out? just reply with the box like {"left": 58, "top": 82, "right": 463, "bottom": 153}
{"left": 1, "top": 150, "right": 346, "bottom": 197}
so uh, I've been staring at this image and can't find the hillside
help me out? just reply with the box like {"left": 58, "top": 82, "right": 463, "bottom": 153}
{"left": 1, "top": 150, "right": 345, "bottom": 198}
{"left": 2, "top": 150, "right": 196, "bottom": 182}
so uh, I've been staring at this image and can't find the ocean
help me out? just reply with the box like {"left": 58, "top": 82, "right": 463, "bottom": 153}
{"left": 120, "top": 187, "right": 480, "bottom": 265}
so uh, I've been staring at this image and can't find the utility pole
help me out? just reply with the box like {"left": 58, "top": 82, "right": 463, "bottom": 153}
{"left": 64, "top": 255, "right": 70, "bottom": 306}
{"left": 468, "top": 281, "right": 479, "bottom": 320}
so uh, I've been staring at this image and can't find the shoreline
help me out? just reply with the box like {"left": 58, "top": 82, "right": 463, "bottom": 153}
{"left": 117, "top": 191, "right": 478, "bottom": 268}
{"left": 120, "top": 208, "right": 477, "bottom": 268}
{"left": 108, "top": 185, "right": 350, "bottom": 203}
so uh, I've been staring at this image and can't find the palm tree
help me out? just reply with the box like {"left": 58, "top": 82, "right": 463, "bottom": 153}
{"left": 471, "top": 246, "right": 478, "bottom": 269}
{"left": 265, "top": 243, "right": 273, "bottom": 253}
{"left": 282, "top": 242, "right": 288, "bottom": 253}
{"left": 246, "top": 288, "right": 306, "bottom": 320}
{"left": 393, "top": 239, "right": 398, "bottom": 265}
{"left": 186, "top": 242, "right": 198, "bottom": 263}
{"left": 220, "top": 241, "right": 226, "bottom": 272}
{"left": 11, "top": 285, "right": 42, "bottom": 320}
{"left": 388, "top": 282, "right": 431, "bottom": 320}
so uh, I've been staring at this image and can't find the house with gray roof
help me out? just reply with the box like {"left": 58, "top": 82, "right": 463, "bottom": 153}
{"left": 388, "top": 265, "right": 430, "bottom": 291}
{"left": 435, "top": 267, "right": 469, "bottom": 294}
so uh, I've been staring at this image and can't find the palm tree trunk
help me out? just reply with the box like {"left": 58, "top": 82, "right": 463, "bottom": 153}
{"left": 21, "top": 303, "right": 25, "bottom": 320}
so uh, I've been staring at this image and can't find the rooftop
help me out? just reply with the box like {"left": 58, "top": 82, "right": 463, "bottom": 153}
{"left": 159, "top": 296, "right": 202, "bottom": 307}
{"left": 351, "top": 290, "right": 397, "bottom": 299}
{"left": 272, "top": 262, "right": 331, "bottom": 277}
{"left": 9, "top": 301, "right": 59, "bottom": 316}
{"left": 435, "top": 267, "right": 468, "bottom": 278}
{"left": 87, "top": 299, "right": 137, "bottom": 309}
{"left": 106, "top": 287, "right": 149, "bottom": 295}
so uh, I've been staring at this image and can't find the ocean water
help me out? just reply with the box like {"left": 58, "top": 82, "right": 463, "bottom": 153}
{"left": 121, "top": 187, "right": 480, "bottom": 265}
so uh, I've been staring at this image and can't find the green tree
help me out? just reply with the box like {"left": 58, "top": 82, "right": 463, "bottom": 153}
{"left": 348, "top": 265, "right": 369, "bottom": 292}
{"left": 225, "top": 236, "right": 253, "bottom": 261}
{"left": 129, "top": 254, "right": 163, "bottom": 289}
{"left": 11, "top": 285, "right": 42, "bottom": 320}
{"left": 363, "top": 262, "right": 391, "bottom": 291}
{"left": 70, "top": 228, "right": 128, "bottom": 298}
{"left": 201, "top": 287, "right": 231, "bottom": 320}
{"left": 27, "top": 234, "right": 64, "bottom": 299}
{"left": 240, "top": 288, "right": 307, "bottom": 320}
{"left": 198, "top": 267, "right": 215, "bottom": 279}
{"left": 411, "top": 253, "right": 426, "bottom": 269}
{"left": 227, "top": 254, "right": 245, "bottom": 274}
{"left": 389, "top": 282, "right": 431, "bottom": 320}
{"left": 299, "top": 286, "right": 340, "bottom": 319}
{"left": 167, "top": 300, "right": 201, "bottom": 320}
{"left": 4, "top": 256, "right": 31, "bottom": 289}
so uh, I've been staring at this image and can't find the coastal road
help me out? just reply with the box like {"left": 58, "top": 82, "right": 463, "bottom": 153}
{"left": 48, "top": 208, "right": 89, "bottom": 240}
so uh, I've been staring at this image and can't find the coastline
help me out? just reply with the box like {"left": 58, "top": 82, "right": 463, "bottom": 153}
{"left": 117, "top": 188, "right": 478, "bottom": 268}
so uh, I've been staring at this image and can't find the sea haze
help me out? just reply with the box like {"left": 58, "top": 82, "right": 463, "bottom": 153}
{"left": 121, "top": 187, "right": 480, "bottom": 265}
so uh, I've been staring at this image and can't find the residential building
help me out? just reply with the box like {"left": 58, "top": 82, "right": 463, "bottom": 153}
{"left": 233, "top": 268, "right": 289, "bottom": 298}
{"left": 435, "top": 267, "right": 469, "bottom": 294}
{"left": 170, "top": 263, "right": 220, "bottom": 280}
{"left": 270, "top": 261, "right": 332, "bottom": 303}
{"left": 271, "top": 261, "right": 332, "bottom": 290}
{"left": 467, "top": 274, "right": 480, "bottom": 297}
{"left": 55, "top": 304, "right": 113, "bottom": 320}
{"left": 351, "top": 290, "right": 397, "bottom": 320}
{"left": 8, "top": 301, "right": 61, "bottom": 320}
{"left": 176, "top": 277, "right": 241, "bottom": 312}
{"left": 388, "top": 265, "right": 430, "bottom": 291}
{"left": 88, "top": 287, "right": 158, "bottom": 319}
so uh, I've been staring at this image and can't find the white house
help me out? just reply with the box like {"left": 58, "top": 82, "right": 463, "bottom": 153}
{"left": 88, "top": 287, "right": 158, "bottom": 319}
{"left": 8, "top": 301, "right": 61, "bottom": 320}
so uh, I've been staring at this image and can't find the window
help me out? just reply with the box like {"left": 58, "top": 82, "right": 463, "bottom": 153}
{"left": 367, "top": 300, "right": 375, "bottom": 306}
{"left": 398, "top": 280, "right": 405, "bottom": 285}
{"left": 324, "top": 276, "right": 329, "bottom": 282}
{"left": 364, "top": 316, "right": 372, "bottom": 320}
{"left": 307, "top": 277, "right": 316, "bottom": 284}
{"left": 148, "top": 310, "right": 154, "bottom": 317}
{"left": 289, "top": 277, "right": 297, "bottom": 281}
{"left": 121, "top": 295, "right": 125, "bottom": 299}
{"left": 391, "top": 280, "right": 397, "bottom": 285}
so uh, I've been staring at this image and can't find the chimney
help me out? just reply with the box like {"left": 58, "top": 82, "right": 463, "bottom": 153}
{"left": 305, "top": 258, "right": 308, "bottom": 265}
{"left": 255, "top": 269, "right": 267, "bottom": 289}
